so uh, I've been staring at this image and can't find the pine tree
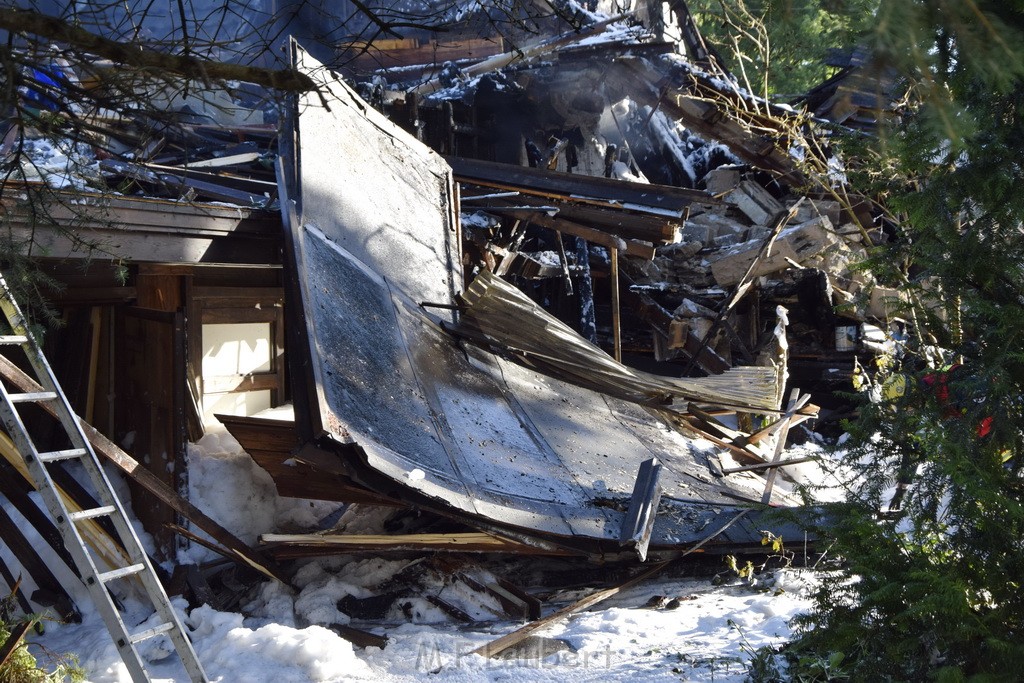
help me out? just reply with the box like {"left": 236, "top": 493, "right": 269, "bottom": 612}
{"left": 782, "top": 2, "right": 1024, "bottom": 680}
{"left": 685, "top": 0, "right": 879, "bottom": 97}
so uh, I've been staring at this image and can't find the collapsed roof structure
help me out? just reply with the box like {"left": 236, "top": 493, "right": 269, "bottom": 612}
{"left": 0, "top": 0, "right": 910, "bottom": 671}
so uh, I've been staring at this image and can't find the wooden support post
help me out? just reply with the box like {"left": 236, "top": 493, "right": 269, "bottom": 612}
{"left": 762, "top": 390, "right": 803, "bottom": 505}
{"left": 611, "top": 246, "right": 622, "bottom": 363}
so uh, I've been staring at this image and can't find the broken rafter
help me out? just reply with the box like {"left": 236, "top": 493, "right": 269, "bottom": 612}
{"left": 720, "top": 455, "right": 818, "bottom": 474}
{"left": 258, "top": 532, "right": 575, "bottom": 559}
{"left": 521, "top": 210, "right": 656, "bottom": 260}
{"left": 448, "top": 156, "right": 709, "bottom": 219}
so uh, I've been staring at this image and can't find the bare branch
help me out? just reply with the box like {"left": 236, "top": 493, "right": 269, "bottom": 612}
{"left": 0, "top": 8, "right": 316, "bottom": 91}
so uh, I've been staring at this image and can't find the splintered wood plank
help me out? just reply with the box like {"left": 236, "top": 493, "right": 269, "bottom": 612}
{"left": 0, "top": 620, "right": 33, "bottom": 669}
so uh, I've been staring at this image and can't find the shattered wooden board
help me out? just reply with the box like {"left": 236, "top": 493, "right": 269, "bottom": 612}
{"left": 282, "top": 45, "right": 784, "bottom": 552}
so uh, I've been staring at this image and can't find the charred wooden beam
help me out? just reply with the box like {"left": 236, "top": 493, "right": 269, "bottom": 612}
{"left": 258, "top": 532, "right": 573, "bottom": 559}
{"left": 448, "top": 157, "right": 708, "bottom": 218}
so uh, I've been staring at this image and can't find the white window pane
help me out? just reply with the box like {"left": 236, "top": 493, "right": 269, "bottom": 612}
{"left": 202, "top": 323, "right": 272, "bottom": 376}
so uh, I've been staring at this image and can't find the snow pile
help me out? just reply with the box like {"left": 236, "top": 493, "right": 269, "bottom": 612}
{"left": 188, "top": 605, "right": 376, "bottom": 681}
{"left": 180, "top": 426, "right": 340, "bottom": 565}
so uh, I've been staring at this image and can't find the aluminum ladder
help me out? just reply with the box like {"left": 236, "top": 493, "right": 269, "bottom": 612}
{"left": 0, "top": 276, "right": 208, "bottom": 683}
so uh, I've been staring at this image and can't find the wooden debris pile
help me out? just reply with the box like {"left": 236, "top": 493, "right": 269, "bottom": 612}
{"left": 2, "top": 49, "right": 278, "bottom": 207}
{"left": 360, "top": 14, "right": 905, "bottom": 417}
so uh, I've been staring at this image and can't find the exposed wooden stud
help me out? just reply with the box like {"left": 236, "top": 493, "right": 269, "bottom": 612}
{"left": 610, "top": 246, "right": 622, "bottom": 363}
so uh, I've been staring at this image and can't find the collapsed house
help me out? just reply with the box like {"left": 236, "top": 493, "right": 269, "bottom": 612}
{"left": 0, "top": 5, "right": 909, "bottom": 677}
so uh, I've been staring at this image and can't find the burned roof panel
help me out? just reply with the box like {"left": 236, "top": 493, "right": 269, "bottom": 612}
{"left": 283, "top": 43, "right": 788, "bottom": 553}
{"left": 291, "top": 43, "right": 461, "bottom": 310}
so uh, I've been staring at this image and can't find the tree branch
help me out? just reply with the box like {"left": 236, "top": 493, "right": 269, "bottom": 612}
{"left": 0, "top": 8, "right": 316, "bottom": 92}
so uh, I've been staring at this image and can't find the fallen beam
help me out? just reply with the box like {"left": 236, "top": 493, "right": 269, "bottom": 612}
{"left": 721, "top": 455, "right": 818, "bottom": 474}
{"left": 259, "top": 532, "right": 576, "bottom": 558}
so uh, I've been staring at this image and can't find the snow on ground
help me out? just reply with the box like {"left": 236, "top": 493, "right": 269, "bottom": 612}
{"left": 21, "top": 425, "right": 828, "bottom": 682}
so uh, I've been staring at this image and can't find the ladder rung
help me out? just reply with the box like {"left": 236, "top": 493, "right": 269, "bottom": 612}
{"left": 97, "top": 564, "right": 146, "bottom": 584}
{"left": 69, "top": 506, "right": 116, "bottom": 522}
{"left": 36, "top": 448, "right": 88, "bottom": 464}
{"left": 0, "top": 335, "right": 28, "bottom": 345}
{"left": 9, "top": 391, "right": 58, "bottom": 403}
{"left": 129, "top": 621, "right": 176, "bottom": 644}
